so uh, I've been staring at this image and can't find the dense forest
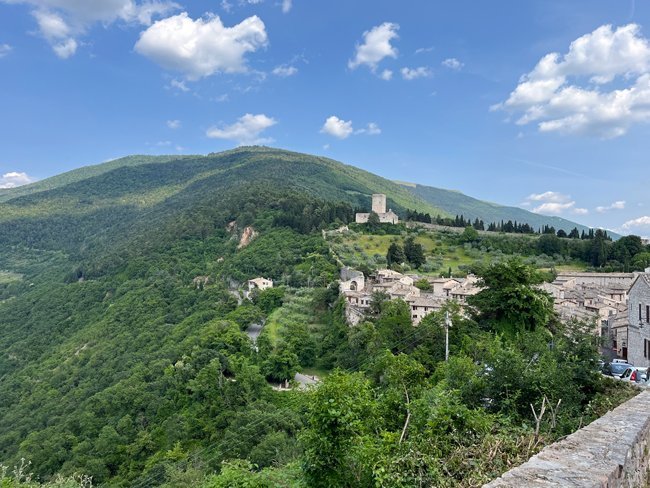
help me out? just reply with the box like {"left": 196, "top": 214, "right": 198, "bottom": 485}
{"left": 0, "top": 148, "right": 639, "bottom": 487}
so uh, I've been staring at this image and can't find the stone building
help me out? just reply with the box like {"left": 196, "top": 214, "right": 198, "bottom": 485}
{"left": 625, "top": 270, "right": 650, "bottom": 367}
{"left": 341, "top": 268, "right": 479, "bottom": 326}
{"left": 355, "top": 193, "right": 399, "bottom": 224}
{"left": 248, "top": 277, "right": 274, "bottom": 292}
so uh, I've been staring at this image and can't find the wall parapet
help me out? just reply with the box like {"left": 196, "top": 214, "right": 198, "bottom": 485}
{"left": 484, "top": 391, "right": 650, "bottom": 487}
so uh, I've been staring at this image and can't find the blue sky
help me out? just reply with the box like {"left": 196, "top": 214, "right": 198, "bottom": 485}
{"left": 0, "top": 0, "right": 649, "bottom": 235}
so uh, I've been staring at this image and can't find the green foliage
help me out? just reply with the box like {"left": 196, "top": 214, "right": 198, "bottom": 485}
{"left": 414, "top": 278, "right": 432, "bottom": 291}
{"left": 468, "top": 259, "right": 554, "bottom": 335}
{"left": 253, "top": 287, "right": 286, "bottom": 314}
{"left": 386, "top": 242, "right": 406, "bottom": 267}
{"left": 403, "top": 237, "right": 426, "bottom": 269}
{"left": 301, "top": 371, "right": 376, "bottom": 487}
{"left": 460, "top": 225, "right": 479, "bottom": 243}
{"left": 0, "top": 147, "right": 640, "bottom": 488}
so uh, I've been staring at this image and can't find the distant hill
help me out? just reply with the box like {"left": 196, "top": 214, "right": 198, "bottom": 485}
{"left": 398, "top": 182, "right": 620, "bottom": 239}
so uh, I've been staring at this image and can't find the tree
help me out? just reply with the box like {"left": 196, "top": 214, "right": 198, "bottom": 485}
{"left": 262, "top": 345, "right": 299, "bottom": 382}
{"left": 589, "top": 229, "right": 608, "bottom": 267}
{"left": 467, "top": 259, "right": 554, "bottom": 336}
{"left": 460, "top": 226, "right": 479, "bottom": 243}
{"left": 301, "top": 371, "right": 376, "bottom": 487}
{"left": 403, "top": 237, "right": 426, "bottom": 268}
{"left": 386, "top": 242, "right": 406, "bottom": 267}
{"left": 366, "top": 211, "right": 381, "bottom": 230}
{"left": 556, "top": 229, "right": 567, "bottom": 238}
{"left": 414, "top": 278, "right": 432, "bottom": 291}
{"left": 254, "top": 287, "right": 285, "bottom": 314}
{"left": 376, "top": 299, "right": 414, "bottom": 353}
{"left": 568, "top": 227, "right": 580, "bottom": 239}
{"left": 537, "top": 234, "right": 562, "bottom": 256}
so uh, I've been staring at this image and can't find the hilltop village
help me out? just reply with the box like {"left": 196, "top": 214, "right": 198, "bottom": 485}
{"left": 341, "top": 194, "right": 650, "bottom": 368}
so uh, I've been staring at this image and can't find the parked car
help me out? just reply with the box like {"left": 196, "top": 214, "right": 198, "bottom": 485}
{"left": 602, "top": 361, "right": 633, "bottom": 378}
{"left": 620, "top": 367, "right": 648, "bottom": 383}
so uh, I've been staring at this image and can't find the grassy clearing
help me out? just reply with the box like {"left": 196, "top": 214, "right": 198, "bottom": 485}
{"left": 0, "top": 271, "right": 22, "bottom": 284}
{"left": 263, "top": 289, "right": 327, "bottom": 348}
{"left": 332, "top": 231, "right": 479, "bottom": 276}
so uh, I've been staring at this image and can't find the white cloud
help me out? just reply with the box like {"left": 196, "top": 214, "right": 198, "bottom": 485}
{"left": 321, "top": 116, "right": 354, "bottom": 139}
{"left": 400, "top": 66, "right": 431, "bottom": 80}
{"left": 8, "top": 0, "right": 178, "bottom": 57}
{"left": 135, "top": 13, "right": 268, "bottom": 80}
{"left": 206, "top": 113, "right": 276, "bottom": 145}
{"left": 281, "top": 0, "right": 292, "bottom": 13}
{"left": 356, "top": 122, "right": 381, "bottom": 135}
{"left": 522, "top": 191, "right": 587, "bottom": 215}
{"left": 272, "top": 64, "right": 297, "bottom": 77}
{"left": 527, "top": 191, "right": 571, "bottom": 203}
{"left": 169, "top": 79, "right": 189, "bottom": 92}
{"left": 0, "top": 44, "right": 11, "bottom": 57}
{"left": 596, "top": 200, "right": 626, "bottom": 213}
{"left": 167, "top": 119, "right": 181, "bottom": 129}
{"left": 380, "top": 69, "right": 393, "bottom": 81}
{"left": 348, "top": 22, "right": 399, "bottom": 72}
{"left": 365, "top": 122, "right": 381, "bottom": 135}
{"left": 0, "top": 171, "right": 34, "bottom": 189}
{"left": 415, "top": 46, "right": 434, "bottom": 54}
{"left": 533, "top": 201, "right": 576, "bottom": 214}
{"left": 320, "top": 117, "right": 381, "bottom": 139}
{"left": 495, "top": 24, "right": 650, "bottom": 138}
{"left": 622, "top": 216, "right": 650, "bottom": 229}
{"left": 442, "top": 57, "right": 463, "bottom": 70}
{"left": 32, "top": 9, "right": 77, "bottom": 58}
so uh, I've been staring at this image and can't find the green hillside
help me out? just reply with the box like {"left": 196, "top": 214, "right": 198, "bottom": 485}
{"left": 0, "top": 147, "right": 637, "bottom": 487}
{"left": 400, "top": 182, "right": 621, "bottom": 239}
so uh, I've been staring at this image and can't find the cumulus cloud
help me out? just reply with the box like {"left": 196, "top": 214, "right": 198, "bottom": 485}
{"left": 494, "top": 24, "right": 650, "bottom": 138}
{"left": 320, "top": 117, "right": 381, "bottom": 139}
{"left": 7, "top": 0, "right": 178, "bottom": 57}
{"left": 348, "top": 22, "right": 399, "bottom": 72}
{"left": 380, "top": 69, "right": 393, "bottom": 81}
{"left": 206, "top": 113, "right": 276, "bottom": 145}
{"left": 135, "top": 13, "right": 268, "bottom": 80}
{"left": 0, "top": 44, "right": 11, "bottom": 57}
{"left": 522, "top": 191, "right": 587, "bottom": 215}
{"left": 401, "top": 66, "right": 431, "bottom": 80}
{"left": 0, "top": 171, "right": 34, "bottom": 189}
{"left": 321, "top": 116, "right": 354, "bottom": 139}
{"left": 622, "top": 216, "right": 650, "bottom": 229}
{"left": 166, "top": 119, "right": 181, "bottom": 129}
{"left": 596, "top": 201, "right": 626, "bottom": 213}
{"left": 272, "top": 64, "right": 297, "bottom": 77}
{"left": 442, "top": 57, "right": 463, "bottom": 70}
{"left": 281, "top": 0, "right": 292, "bottom": 13}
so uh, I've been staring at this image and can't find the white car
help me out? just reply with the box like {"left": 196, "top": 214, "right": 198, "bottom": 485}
{"left": 620, "top": 367, "right": 648, "bottom": 383}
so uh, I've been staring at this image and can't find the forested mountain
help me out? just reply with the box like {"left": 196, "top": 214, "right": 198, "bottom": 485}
{"left": 399, "top": 182, "right": 618, "bottom": 238}
{"left": 0, "top": 147, "right": 633, "bottom": 487}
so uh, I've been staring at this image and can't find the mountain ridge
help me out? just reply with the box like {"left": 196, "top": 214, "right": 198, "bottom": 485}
{"left": 0, "top": 146, "right": 613, "bottom": 238}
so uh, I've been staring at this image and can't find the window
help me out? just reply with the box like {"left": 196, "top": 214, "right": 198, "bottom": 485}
{"left": 646, "top": 305, "right": 649, "bottom": 323}
{"left": 645, "top": 339, "right": 648, "bottom": 359}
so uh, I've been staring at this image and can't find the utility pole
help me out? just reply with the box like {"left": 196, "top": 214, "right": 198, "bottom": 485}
{"left": 445, "top": 311, "right": 452, "bottom": 361}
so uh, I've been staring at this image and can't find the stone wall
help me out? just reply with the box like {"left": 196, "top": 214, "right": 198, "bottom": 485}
{"left": 483, "top": 391, "right": 650, "bottom": 488}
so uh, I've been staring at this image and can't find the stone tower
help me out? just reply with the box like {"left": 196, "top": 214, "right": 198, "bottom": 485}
{"left": 372, "top": 194, "right": 387, "bottom": 214}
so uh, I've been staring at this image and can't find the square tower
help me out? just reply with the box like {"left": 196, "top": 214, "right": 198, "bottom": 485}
{"left": 372, "top": 194, "right": 387, "bottom": 214}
